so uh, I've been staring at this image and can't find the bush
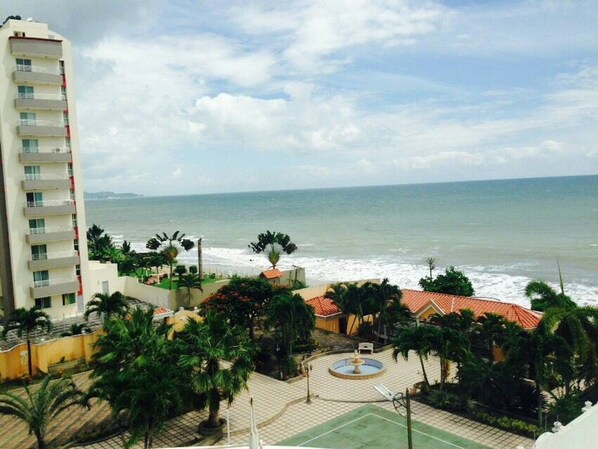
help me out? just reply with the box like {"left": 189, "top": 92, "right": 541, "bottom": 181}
{"left": 548, "top": 392, "right": 583, "bottom": 425}
{"left": 357, "top": 322, "right": 375, "bottom": 340}
{"left": 427, "top": 390, "right": 466, "bottom": 411}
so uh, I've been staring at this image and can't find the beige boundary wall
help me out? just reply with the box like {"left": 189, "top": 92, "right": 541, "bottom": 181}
{"left": 0, "top": 330, "right": 101, "bottom": 380}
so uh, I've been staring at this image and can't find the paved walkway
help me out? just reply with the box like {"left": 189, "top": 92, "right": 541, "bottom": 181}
{"left": 0, "top": 349, "right": 534, "bottom": 449}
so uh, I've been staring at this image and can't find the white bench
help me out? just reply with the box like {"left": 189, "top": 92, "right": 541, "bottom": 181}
{"left": 358, "top": 342, "right": 374, "bottom": 354}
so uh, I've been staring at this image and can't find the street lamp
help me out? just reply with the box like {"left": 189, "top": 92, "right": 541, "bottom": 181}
{"left": 303, "top": 362, "right": 313, "bottom": 404}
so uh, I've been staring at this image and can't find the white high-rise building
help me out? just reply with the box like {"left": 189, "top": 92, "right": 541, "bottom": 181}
{"left": 0, "top": 17, "right": 90, "bottom": 318}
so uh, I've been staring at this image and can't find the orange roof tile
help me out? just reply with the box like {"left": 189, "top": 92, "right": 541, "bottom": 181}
{"left": 401, "top": 289, "right": 542, "bottom": 329}
{"left": 260, "top": 268, "right": 284, "bottom": 279}
{"left": 306, "top": 296, "right": 342, "bottom": 318}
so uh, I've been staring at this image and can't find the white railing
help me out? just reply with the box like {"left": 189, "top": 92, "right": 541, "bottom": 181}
{"left": 29, "top": 225, "right": 73, "bottom": 235}
{"left": 24, "top": 173, "right": 68, "bottom": 181}
{"left": 25, "top": 199, "right": 74, "bottom": 208}
{"left": 15, "top": 64, "right": 61, "bottom": 75}
{"left": 21, "top": 147, "right": 71, "bottom": 154}
{"left": 19, "top": 119, "right": 65, "bottom": 127}
{"left": 30, "top": 250, "right": 78, "bottom": 261}
{"left": 32, "top": 277, "right": 77, "bottom": 288}
{"left": 17, "top": 92, "right": 65, "bottom": 101}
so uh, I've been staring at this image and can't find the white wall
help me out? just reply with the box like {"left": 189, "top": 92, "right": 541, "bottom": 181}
{"left": 530, "top": 402, "right": 597, "bottom": 449}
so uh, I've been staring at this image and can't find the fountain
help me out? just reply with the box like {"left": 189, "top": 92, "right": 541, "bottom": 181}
{"left": 329, "top": 350, "right": 386, "bottom": 380}
{"left": 350, "top": 350, "right": 364, "bottom": 374}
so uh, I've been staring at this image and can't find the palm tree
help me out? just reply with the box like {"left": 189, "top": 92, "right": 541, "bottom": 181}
{"left": 362, "top": 279, "right": 402, "bottom": 340}
{"left": 2, "top": 307, "right": 52, "bottom": 377}
{"left": 178, "top": 312, "right": 255, "bottom": 430}
{"left": 89, "top": 308, "right": 184, "bottom": 449}
{"left": 146, "top": 231, "right": 195, "bottom": 290}
{"left": 393, "top": 324, "right": 434, "bottom": 389}
{"left": 325, "top": 282, "right": 361, "bottom": 335}
{"left": 249, "top": 230, "right": 297, "bottom": 269}
{"left": 525, "top": 280, "right": 576, "bottom": 312}
{"left": 0, "top": 375, "right": 87, "bottom": 449}
{"left": 177, "top": 273, "right": 202, "bottom": 307}
{"left": 60, "top": 322, "right": 92, "bottom": 337}
{"left": 84, "top": 291, "right": 129, "bottom": 323}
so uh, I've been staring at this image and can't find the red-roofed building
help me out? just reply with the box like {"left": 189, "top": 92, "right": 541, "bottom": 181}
{"left": 306, "top": 296, "right": 342, "bottom": 333}
{"left": 401, "top": 289, "right": 542, "bottom": 330}
{"left": 259, "top": 268, "right": 285, "bottom": 285}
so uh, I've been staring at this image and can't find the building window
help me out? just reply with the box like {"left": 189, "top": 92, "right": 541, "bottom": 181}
{"left": 63, "top": 111, "right": 69, "bottom": 126}
{"left": 61, "top": 86, "right": 67, "bottom": 101}
{"left": 59, "top": 60, "right": 65, "bottom": 75}
{"left": 18, "top": 85, "right": 34, "bottom": 99}
{"left": 14, "top": 31, "right": 26, "bottom": 37}
{"left": 26, "top": 192, "right": 43, "bottom": 207}
{"left": 20, "top": 112, "right": 36, "bottom": 125}
{"left": 73, "top": 239, "right": 79, "bottom": 251}
{"left": 70, "top": 189, "right": 75, "bottom": 200}
{"left": 31, "top": 245, "right": 48, "bottom": 261}
{"left": 16, "top": 58, "right": 32, "bottom": 72}
{"left": 33, "top": 270, "right": 49, "bottom": 287}
{"left": 22, "top": 139, "right": 39, "bottom": 153}
{"left": 72, "top": 214, "right": 77, "bottom": 228}
{"left": 24, "top": 166, "right": 41, "bottom": 180}
{"left": 62, "top": 293, "right": 76, "bottom": 306}
{"left": 29, "top": 218, "right": 45, "bottom": 234}
{"left": 35, "top": 297, "right": 52, "bottom": 309}
{"left": 75, "top": 264, "right": 81, "bottom": 276}
{"left": 65, "top": 138, "right": 71, "bottom": 150}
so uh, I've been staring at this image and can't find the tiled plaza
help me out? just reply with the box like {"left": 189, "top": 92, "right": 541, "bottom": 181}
{"left": 0, "top": 349, "right": 534, "bottom": 449}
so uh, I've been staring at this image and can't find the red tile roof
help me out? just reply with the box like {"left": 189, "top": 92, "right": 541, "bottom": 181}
{"left": 306, "top": 296, "right": 342, "bottom": 318}
{"left": 401, "top": 289, "right": 542, "bottom": 329}
{"left": 260, "top": 268, "right": 284, "bottom": 279}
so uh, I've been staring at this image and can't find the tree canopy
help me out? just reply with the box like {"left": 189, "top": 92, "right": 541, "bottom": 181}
{"left": 419, "top": 266, "right": 475, "bottom": 297}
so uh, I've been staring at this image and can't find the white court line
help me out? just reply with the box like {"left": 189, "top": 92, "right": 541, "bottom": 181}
{"left": 297, "top": 412, "right": 466, "bottom": 449}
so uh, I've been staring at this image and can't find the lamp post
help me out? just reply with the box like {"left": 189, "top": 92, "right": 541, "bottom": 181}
{"left": 303, "top": 362, "right": 313, "bottom": 404}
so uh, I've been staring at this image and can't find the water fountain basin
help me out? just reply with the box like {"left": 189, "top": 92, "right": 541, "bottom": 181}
{"left": 329, "top": 357, "right": 386, "bottom": 380}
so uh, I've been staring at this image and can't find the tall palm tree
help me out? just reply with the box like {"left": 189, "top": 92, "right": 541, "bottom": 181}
{"left": 178, "top": 312, "right": 255, "bottom": 430}
{"left": 89, "top": 308, "right": 184, "bottom": 449}
{"left": 393, "top": 325, "right": 434, "bottom": 389}
{"left": 2, "top": 307, "right": 52, "bottom": 377}
{"left": 0, "top": 375, "right": 87, "bottom": 449}
{"left": 266, "top": 293, "right": 315, "bottom": 357}
{"left": 146, "top": 231, "right": 195, "bottom": 289}
{"left": 362, "top": 278, "right": 402, "bottom": 340}
{"left": 325, "top": 282, "right": 361, "bottom": 335}
{"left": 525, "top": 280, "right": 576, "bottom": 312}
{"left": 84, "top": 291, "right": 129, "bottom": 323}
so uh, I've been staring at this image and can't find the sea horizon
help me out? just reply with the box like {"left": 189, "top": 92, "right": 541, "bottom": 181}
{"left": 87, "top": 173, "right": 598, "bottom": 200}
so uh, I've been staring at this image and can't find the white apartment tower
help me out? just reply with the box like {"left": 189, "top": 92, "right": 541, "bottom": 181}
{"left": 0, "top": 17, "right": 90, "bottom": 318}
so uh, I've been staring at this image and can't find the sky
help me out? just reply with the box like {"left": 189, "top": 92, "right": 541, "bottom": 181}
{"left": 6, "top": 0, "right": 598, "bottom": 196}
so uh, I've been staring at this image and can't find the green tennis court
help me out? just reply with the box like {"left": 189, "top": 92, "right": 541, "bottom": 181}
{"left": 277, "top": 404, "right": 491, "bottom": 449}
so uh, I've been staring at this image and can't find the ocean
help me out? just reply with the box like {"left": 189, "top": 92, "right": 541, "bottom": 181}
{"left": 85, "top": 175, "right": 598, "bottom": 308}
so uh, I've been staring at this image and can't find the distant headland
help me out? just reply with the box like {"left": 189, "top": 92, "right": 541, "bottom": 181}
{"left": 84, "top": 191, "right": 143, "bottom": 200}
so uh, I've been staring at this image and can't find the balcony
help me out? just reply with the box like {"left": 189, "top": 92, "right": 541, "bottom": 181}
{"left": 22, "top": 174, "right": 70, "bottom": 191}
{"left": 17, "top": 119, "right": 66, "bottom": 138}
{"left": 28, "top": 251, "right": 80, "bottom": 271}
{"left": 15, "top": 93, "right": 67, "bottom": 111}
{"left": 19, "top": 147, "right": 71, "bottom": 163}
{"left": 30, "top": 278, "right": 78, "bottom": 299}
{"left": 23, "top": 199, "right": 76, "bottom": 217}
{"left": 26, "top": 226, "right": 75, "bottom": 244}
{"left": 13, "top": 64, "right": 62, "bottom": 85}
{"left": 10, "top": 37, "right": 63, "bottom": 59}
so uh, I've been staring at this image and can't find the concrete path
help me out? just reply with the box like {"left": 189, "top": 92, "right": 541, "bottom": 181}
{"left": 0, "top": 349, "right": 534, "bottom": 449}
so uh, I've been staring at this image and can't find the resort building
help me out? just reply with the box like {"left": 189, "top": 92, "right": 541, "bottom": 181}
{"left": 0, "top": 17, "right": 91, "bottom": 319}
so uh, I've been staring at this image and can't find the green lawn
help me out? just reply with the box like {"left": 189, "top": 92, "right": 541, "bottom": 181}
{"left": 278, "top": 404, "right": 491, "bottom": 449}
{"left": 156, "top": 275, "right": 221, "bottom": 290}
